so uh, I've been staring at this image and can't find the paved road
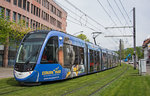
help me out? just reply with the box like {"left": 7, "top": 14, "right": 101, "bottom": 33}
{"left": 0, "top": 67, "right": 13, "bottom": 79}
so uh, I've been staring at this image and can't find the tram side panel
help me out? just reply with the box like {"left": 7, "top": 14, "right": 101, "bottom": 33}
{"left": 60, "top": 37, "right": 87, "bottom": 79}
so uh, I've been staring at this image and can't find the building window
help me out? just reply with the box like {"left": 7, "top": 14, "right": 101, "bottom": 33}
{"left": 42, "top": 0, "right": 45, "bottom": 7}
{"left": 18, "top": 0, "right": 22, "bottom": 8}
{"left": 6, "top": 0, "right": 11, "bottom": 2}
{"left": 30, "top": 19, "right": 32, "bottom": 28}
{"left": 36, "top": 0, "right": 41, "bottom": 4}
{"left": 13, "top": 0, "right": 17, "bottom": 5}
{"left": 27, "top": 1, "right": 30, "bottom": 12}
{"left": 34, "top": 6, "right": 36, "bottom": 15}
{"left": 57, "top": 10, "right": 62, "bottom": 18}
{"left": 6, "top": 9, "right": 10, "bottom": 20}
{"left": 13, "top": 11, "right": 16, "bottom": 22}
{"left": 39, "top": 9, "right": 41, "bottom": 17}
{"left": 17, "top": 13, "right": 21, "bottom": 22}
{"left": 51, "top": 5, "right": 56, "bottom": 14}
{"left": 36, "top": 22, "right": 38, "bottom": 29}
{"left": 0, "top": 7, "right": 4, "bottom": 18}
{"left": 47, "top": 1, "right": 49, "bottom": 9}
{"left": 22, "top": 15, "right": 26, "bottom": 21}
{"left": 50, "top": 16, "right": 56, "bottom": 26}
{"left": 44, "top": 0, "right": 49, "bottom": 9}
{"left": 36, "top": 7, "right": 38, "bottom": 16}
{"left": 23, "top": 0, "right": 26, "bottom": 10}
{"left": 33, "top": 20, "right": 35, "bottom": 29}
{"left": 31, "top": 4, "right": 33, "bottom": 14}
{"left": 26, "top": 17, "right": 29, "bottom": 27}
{"left": 57, "top": 21, "right": 62, "bottom": 29}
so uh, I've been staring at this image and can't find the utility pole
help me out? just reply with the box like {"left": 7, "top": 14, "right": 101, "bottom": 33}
{"left": 133, "top": 7, "right": 136, "bottom": 69}
{"left": 120, "top": 39, "right": 122, "bottom": 66}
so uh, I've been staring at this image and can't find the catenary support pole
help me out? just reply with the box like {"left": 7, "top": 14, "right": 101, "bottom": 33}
{"left": 120, "top": 39, "right": 121, "bottom": 66}
{"left": 133, "top": 7, "right": 136, "bottom": 70}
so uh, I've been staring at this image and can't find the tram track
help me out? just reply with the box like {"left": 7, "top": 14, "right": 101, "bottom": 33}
{"left": 0, "top": 82, "right": 27, "bottom": 95}
{"left": 61, "top": 65, "right": 127, "bottom": 96}
{"left": 88, "top": 65, "right": 129, "bottom": 96}
{"left": 0, "top": 87, "right": 27, "bottom": 95}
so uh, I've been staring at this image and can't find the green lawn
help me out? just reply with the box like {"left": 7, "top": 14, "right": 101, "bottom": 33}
{"left": 0, "top": 64, "right": 150, "bottom": 96}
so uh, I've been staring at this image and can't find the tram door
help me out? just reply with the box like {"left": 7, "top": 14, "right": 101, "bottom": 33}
{"left": 0, "top": 55, "right": 3, "bottom": 67}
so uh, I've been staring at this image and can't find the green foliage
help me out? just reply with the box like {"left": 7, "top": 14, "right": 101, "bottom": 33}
{"left": 0, "top": 15, "right": 31, "bottom": 44}
{"left": 136, "top": 47, "right": 144, "bottom": 59}
{"left": 124, "top": 47, "right": 144, "bottom": 60}
{"left": 76, "top": 34, "right": 90, "bottom": 42}
{"left": 0, "top": 15, "right": 12, "bottom": 44}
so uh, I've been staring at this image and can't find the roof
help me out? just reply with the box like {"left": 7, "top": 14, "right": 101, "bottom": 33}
{"left": 142, "top": 38, "right": 150, "bottom": 48}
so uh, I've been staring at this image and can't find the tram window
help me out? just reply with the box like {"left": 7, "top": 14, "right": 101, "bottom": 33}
{"left": 63, "top": 43, "right": 74, "bottom": 68}
{"left": 70, "top": 46, "right": 84, "bottom": 66}
{"left": 96, "top": 51, "right": 100, "bottom": 71}
{"left": 41, "top": 36, "right": 58, "bottom": 64}
{"left": 102, "top": 52, "right": 107, "bottom": 69}
{"left": 63, "top": 44, "right": 84, "bottom": 68}
{"left": 94, "top": 51, "right": 97, "bottom": 70}
{"left": 73, "top": 46, "right": 78, "bottom": 65}
{"left": 90, "top": 50, "right": 94, "bottom": 72}
{"left": 79, "top": 47, "right": 84, "bottom": 65}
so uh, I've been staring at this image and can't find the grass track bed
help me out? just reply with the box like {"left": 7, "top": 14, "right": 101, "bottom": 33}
{"left": 0, "top": 64, "right": 150, "bottom": 96}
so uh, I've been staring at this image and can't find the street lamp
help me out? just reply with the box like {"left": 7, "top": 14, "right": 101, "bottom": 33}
{"left": 73, "top": 31, "right": 83, "bottom": 36}
{"left": 92, "top": 32, "right": 102, "bottom": 45}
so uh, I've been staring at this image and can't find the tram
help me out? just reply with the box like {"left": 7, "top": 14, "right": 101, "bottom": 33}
{"left": 14, "top": 30, "right": 119, "bottom": 84}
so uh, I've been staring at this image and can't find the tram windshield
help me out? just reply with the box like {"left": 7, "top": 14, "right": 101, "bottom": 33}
{"left": 16, "top": 33, "right": 47, "bottom": 64}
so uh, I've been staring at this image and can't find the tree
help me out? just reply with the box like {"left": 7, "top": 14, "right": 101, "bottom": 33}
{"left": 76, "top": 34, "right": 90, "bottom": 42}
{"left": 124, "top": 47, "right": 144, "bottom": 61}
{"left": 0, "top": 13, "right": 31, "bottom": 67}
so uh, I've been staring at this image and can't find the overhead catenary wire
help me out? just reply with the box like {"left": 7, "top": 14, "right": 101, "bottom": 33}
{"left": 55, "top": 0, "right": 132, "bottom": 50}
{"left": 114, "top": 0, "right": 129, "bottom": 26}
{"left": 107, "top": 0, "right": 123, "bottom": 25}
{"left": 107, "top": 0, "right": 131, "bottom": 47}
{"left": 64, "top": 0, "right": 105, "bottom": 28}
{"left": 97, "top": 0, "right": 117, "bottom": 26}
{"left": 95, "top": 0, "right": 124, "bottom": 49}
{"left": 97, "top": 0, "right": 128, "bottom": 46}
{"left": 55, "top": 0, "right": 102, "bottom": 31}
{"left": 105, "top": 0, "right": 132, "bottom": 48}
{"left": 67, "top": 16, "right": 98, "bottom": 32}
{"left": 119, "top": 0, "right": 132, "bottom": 23}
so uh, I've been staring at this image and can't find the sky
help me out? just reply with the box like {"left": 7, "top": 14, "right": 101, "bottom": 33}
{"left": 55, "top": 0, "right": 150, "bottom": 51}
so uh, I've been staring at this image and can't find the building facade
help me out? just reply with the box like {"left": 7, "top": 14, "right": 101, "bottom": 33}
{"left": 0, "top": 0, "right": 67, "bottom": 31}
{"left": 0, "top": 0, "right": 67, "bottom": 67}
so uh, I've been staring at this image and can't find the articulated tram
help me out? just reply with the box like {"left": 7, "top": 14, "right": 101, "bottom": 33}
{"left": 14, "top": 30, "right": 119, "bottom": 84}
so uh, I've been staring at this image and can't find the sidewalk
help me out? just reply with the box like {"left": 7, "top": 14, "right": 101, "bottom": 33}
{"left": 0, "top": 67, "right": 13, "bottom": 79}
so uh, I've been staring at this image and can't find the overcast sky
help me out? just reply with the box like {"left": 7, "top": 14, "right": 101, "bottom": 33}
{"left": 55, "top": 0, "right": 150, "bottom": 51}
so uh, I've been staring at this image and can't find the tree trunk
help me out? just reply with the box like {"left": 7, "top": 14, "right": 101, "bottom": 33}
{"left": 3, "top": 37, "right": 9, "bottom": 68}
